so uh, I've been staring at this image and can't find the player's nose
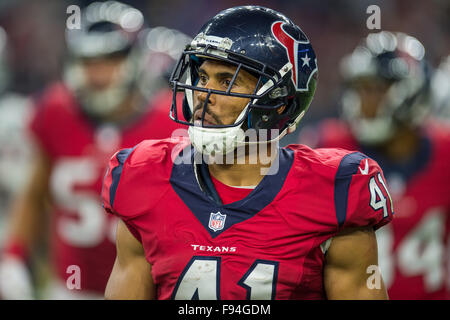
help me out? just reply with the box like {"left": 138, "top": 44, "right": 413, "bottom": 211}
{"left": 195, "top": 87, "right": 216, "bottom": 107}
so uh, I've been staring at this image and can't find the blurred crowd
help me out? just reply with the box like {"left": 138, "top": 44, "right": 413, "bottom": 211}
{"left": 0, "top": 0, "right": 448, "bottom": 300}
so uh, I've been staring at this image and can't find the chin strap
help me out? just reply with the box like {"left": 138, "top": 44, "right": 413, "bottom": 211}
{"left": 192, "top": 151, "right": 223, "bottom": 205}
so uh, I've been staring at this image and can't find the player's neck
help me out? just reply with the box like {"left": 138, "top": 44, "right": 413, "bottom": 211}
{"left": 104, "top": 91, "right": 143, "bottom": 123}
{"left": 208, "top": 143, "right": 278, "bottom": 187}
{"left": 380, "top": 126, "right": 421, "bottom": 162}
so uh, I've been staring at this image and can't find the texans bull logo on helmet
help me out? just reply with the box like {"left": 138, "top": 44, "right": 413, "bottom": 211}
{"left": 271, "top": 21, "right": 317, "bottom": 92}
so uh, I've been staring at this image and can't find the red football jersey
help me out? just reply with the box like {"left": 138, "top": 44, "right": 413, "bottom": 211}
{"left": 310, "top": 118, "right": 450, "bottom": 299}
{"left": 102, "top": 137, "right": 393, "bottom": 300}
{"left": 30, "top": 83, "right": 182, "bottom": 295}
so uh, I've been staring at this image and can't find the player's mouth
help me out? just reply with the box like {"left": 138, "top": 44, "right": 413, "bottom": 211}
{"left": 193, "top": 110, "right": 218, "bottom": 126}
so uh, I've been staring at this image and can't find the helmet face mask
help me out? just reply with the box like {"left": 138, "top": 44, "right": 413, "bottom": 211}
{"left": 170, "top": 43, "right": 289, "bottom": 129}
{"left": 65, "top": 48, "right": 140, "bottom": 120}
{"left": 169, "top": 6, "right": 318, "bottom": 155}
{"left": 341, "top": 77, "right": 396, "bottom": 145}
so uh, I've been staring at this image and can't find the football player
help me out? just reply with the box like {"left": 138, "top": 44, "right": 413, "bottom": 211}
{"left": 303, "top": 32, "right": 450, "bottom": 299}
{"left": 0, "top": 1, "right": 187, "bottom": 299}
{"left": 102, "top": 6, "right": 393, "bottom": 300}
{"left": 0, "top": 26, "right": 36, "bottom": 299}
{"left": 0, "top": 26, "right": 35, "bottom": 240}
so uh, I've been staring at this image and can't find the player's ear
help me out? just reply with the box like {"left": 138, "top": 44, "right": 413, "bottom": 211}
{"left": 277, "top": 106, "right": 286, "bottom": 114}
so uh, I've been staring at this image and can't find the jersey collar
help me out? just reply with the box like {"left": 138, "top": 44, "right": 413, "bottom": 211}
{"left": 169, "top": 146, "right": 295, "bottom": 238}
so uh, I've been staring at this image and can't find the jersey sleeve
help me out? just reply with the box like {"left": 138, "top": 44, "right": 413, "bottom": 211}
{"left": 334, "top": 152, "right": 394, "bottom": 231}
{"left": 101, "top": 147, "right": 135, "bottom": 217}
{"left": 102, "top": 141, "right": 166, "bottom": 217}
{"left": 101, "top": 137, "right": 189, "bottom": 223}
{"left": 102, "top": 141, "right": 162, "bottom": 242}
{"left": 101, "top": 146, "right": 142, "bottom": 242}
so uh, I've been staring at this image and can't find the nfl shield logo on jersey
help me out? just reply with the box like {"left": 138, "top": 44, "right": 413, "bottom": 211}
{"left": 209, "top": 211, "right": 226, "bottom": 232}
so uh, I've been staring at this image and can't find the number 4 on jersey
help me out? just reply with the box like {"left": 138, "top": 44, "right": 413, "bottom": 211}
{"left": 369, "top": 173, "right": 393, "bottom": 217}
{"left": 172, "top": 256, "right": 279, "bottom": 300}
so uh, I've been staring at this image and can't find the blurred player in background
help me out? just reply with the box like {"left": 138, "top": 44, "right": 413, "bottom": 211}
{"left": 0, "top": 27, "right": 35, "bottom": 255}
{"left": 301, "top": 31, "right": 450, "bottom": 299}
{"left": 0, "top": 1, "right": 188, "bottom": 299}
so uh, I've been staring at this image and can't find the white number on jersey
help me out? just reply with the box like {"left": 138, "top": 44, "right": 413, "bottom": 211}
{"left": 237, "top": 260, "right": 278, "bottom": 300}
{"left": 397, "top": 209, "right": 446, "bottom": 292}
{"left": 376, "top": 208, "right": 446, "bottom": 292}
{"left": 50, "top": 157, "right": 117, "bottom": 247}
{"left": 369, "top": 173, "right": 393, "bottom": 217}
{"left": 173, "top": 257, "right": 220, "bottom": 300}
{"left": 173, "top": 257, "right": 279, "bottom": 300}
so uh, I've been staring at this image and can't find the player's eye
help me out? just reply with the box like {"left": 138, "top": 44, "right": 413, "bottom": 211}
{"left": 222, "top": 79, "right": 234, "bottom": 89}
{"left": 198, "top": 74, "right": 208, "bottom": 86}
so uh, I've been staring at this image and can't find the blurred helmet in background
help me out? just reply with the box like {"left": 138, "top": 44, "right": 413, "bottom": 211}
{"left": 431, "top": 55, "right": 450, "bottom": 120}
{"left": 64, "top": 0, "right": 145, "bottom": 119}
{"left": 340, "top": 31, "right": 431, "bottom": 145}
{"left": 136, "top": 26, "right": 191, "bottom": 101}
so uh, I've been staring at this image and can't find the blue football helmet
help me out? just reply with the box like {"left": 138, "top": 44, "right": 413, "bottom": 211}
{"left": 169, "top": 6, "right": 318, "bottom": 154}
